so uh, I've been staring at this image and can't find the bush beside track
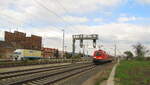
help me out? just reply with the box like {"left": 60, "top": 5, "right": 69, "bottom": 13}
{"left": 115, "top": 60, "right": 150, "bottom": 85}
{"left": 0, "top": 58, "right": 92, "bottom": 68}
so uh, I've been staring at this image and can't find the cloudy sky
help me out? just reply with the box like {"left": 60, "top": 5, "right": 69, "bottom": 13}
{"left": 0, "top": 0, "right": 150, "bottom": 55}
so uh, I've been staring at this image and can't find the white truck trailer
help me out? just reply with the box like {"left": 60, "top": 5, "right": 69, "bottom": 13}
{"left": 13, "top": 49, "right": 42, "bottom": 60}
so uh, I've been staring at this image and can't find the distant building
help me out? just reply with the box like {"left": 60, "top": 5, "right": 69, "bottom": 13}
{"left": 41, "top": 47, "right": 59, "bottom": 58}
{"left": 0, "top": 31, "right": 42, "bottom": 59}
{"left": 0, "top": 41, "right": 14, "bottom": 59}
{"left": 5, "top": 31, "right": 42, "bottom": 50}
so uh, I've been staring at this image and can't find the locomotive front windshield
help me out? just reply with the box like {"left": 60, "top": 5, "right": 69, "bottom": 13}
{"left": 95, "top": 51, "right": 101, "bottom": 56}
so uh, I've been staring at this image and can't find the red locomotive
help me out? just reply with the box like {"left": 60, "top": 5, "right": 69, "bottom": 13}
{"left": 92, "top": 49, "right": 112, "bottom": 64}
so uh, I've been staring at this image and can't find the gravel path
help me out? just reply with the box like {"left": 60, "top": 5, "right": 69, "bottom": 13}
{"left": 106, "top": 60, "right": 119, "bottom": 85}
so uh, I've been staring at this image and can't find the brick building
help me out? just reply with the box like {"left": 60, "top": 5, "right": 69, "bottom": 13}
{"left": 0, "top": 41, "right": 14, "bottom": 59}
{"left": 5, "top": 31, "right": 42, "bottom": 50}
{"left": 0, "top": 31, "right": 42, "bottom": 59}
{"left": 41, "top": 47, "right": 59, "bottom": 58}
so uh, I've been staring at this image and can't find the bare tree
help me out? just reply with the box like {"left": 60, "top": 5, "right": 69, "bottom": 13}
{"left": 133, "top": 42, "right": 149, "bottom": 58}
{"left": 124, "top": 51, "right": 133, "bottom": 60}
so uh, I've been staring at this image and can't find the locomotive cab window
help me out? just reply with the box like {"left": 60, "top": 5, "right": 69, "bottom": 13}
{"left": 95, "top": 52, "right": 101, "bottom": 56}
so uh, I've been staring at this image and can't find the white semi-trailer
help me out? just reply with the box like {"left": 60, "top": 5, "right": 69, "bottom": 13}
{"left": 13, "top": 49, "right": 42, "bottom": 60}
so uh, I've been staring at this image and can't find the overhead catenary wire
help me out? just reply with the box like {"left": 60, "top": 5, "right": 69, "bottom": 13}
{"left": 0, "top": 6, "right": 65, "bottom": 34}
{"left": 0, "top": 1, "right": 69, "bottom": 40}
{"left": 51, "top": 0, "right": 82, "bottom": 32}
{"left": 0, "top": 11, "right": 38, "bottom": 30}
{"left": 34, "top": 0, "right": 77, "bottom": 32}
{"left": 0, "top": 12, "right": 64, "bottom": 46}
{"left": 52, "top": 0, "right": 70, "bottom": 15}
{"left": 0, "top": 0, "right": 75, "bottom": 50}
{"left": 33, "top": 0, "right": 71, "bottom": 53}
{"left": 0, "top": 0, "right": 80, "bottom": 33}
{"left": 0, "top": 13, "right": 24, "bottom": 31}
{"left": 31, "top": 0, "right": 66, "bottom": 29}
{"left": 0, "top": 0, "right": 66, "bottom": 30}
{"left": 34, "top": 0, "right": 67, "bottom": 25}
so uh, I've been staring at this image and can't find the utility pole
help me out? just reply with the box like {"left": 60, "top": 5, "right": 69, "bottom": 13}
{"left": 114, "top": 43, "right": 118, "bottom": 62}
{"left": 114, "top": 44, "right": 117, "bottom": 57}
{"left": 83, "top": 45, "right": 85, "bottom": 57}
{"left": 62, "top": 29, "right": 65, "bottom": 58}
{"left": 86, "top": 43, "right": 89, "bottom": 57}
{"left": 86, "top": 48, "right": 88, "bottom": 57}
{"left": 64, "top": 46, "right": 67, "bottom": 53}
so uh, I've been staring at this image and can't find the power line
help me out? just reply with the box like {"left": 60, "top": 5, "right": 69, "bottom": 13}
{"left": 33, "top": 0, "right": 72, "bottom": 54}
{"left": 0, "top": 12, "right": 37, "bottom": 29}
{"left": 34, "top": 0, "right": 67, "bottom": 24}
{"left": 0, "top": 0, "right": 75, "bottom": 31}
{"left": 0, "top": 14, "right": 22, "bottom": 31}
{"left": 51, "top": 0, "right": 80, "bottom": 32}
{"left": 34, "top": 0, "right": 77, "bottom": 32}
{"left": 0, "top": 8, "right": 65, "bottom": 33}
{"left": 62, "top": 29, "right": 65, "bottom": 58}
{"left": 33, "top": 0, "right": 72, "bottom": 32}
{"left": 22, "top": 7, "right": 64, "bottom": 30}
{"left": 0, "top": 2, "right": 64, "bottom": 30}
{"left": 53, "top": 0, "right": 70, "bottom": 15}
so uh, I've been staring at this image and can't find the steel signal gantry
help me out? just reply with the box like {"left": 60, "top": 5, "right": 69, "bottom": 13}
{"left": 72, "top": 34, "right": 99, "bottom": 55}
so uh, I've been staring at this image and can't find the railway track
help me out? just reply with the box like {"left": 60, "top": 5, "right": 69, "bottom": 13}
{"left": 0, "top": 59, "right": 91, "bottom": 68}
{"left": 0, "top": 63, "right": 95, "bottom": 85}
{"left": 0, "top": 62, "right": 68, "bottom": 68}
{"left": 0, "top": 63, "right": 78, "bottom": 79}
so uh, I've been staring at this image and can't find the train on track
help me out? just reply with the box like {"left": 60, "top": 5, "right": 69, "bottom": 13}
{"left": 13, "top": 49, "right": 42, "bottom": 60}
{"left": 92, "top": 49, "right": 112, "bottom": 64}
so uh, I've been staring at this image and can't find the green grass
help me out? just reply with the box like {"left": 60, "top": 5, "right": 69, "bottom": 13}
{"left": 95, "top": 77, "right": 108, "bottom": 85}
{"left": 115, "top": 60, "right": 150, "bottom": 85}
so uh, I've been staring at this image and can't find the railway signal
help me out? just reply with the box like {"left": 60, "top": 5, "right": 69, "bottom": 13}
{"left": 72, "top": 34, "right": 99, "bottom": 55}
